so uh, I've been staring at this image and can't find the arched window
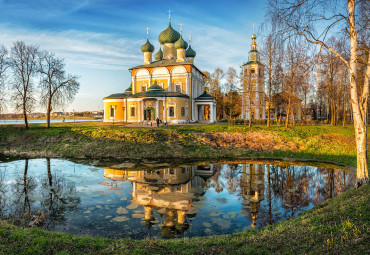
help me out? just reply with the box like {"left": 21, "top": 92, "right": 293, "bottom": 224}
{"left": 141, "top": 82, "right": 147, "bottom": 92}
{"left": 251, "top": 69, "right": 256, "bottom": 77}
{"left": 110, "top": 106, "right": 115, "bottom": 118}
{"left": 175, "top": 81, "right": 182, "bottom": 93}
{"left": 181, "top": 107, "right": 185, "bottom": 117}
{"left": 130, "top": 107, "right": 136, "bottom": 117}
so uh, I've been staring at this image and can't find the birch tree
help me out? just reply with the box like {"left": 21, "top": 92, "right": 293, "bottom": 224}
{"left": 10, "top": 41, "right": 38, "bottom": 129}
{"left": 268, "top": 0, "right": 369, "bottom": 183}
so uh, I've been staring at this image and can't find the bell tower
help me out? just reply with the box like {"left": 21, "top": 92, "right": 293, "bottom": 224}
{"left": 242, "top": 24, "right": 265, "bottom": 121}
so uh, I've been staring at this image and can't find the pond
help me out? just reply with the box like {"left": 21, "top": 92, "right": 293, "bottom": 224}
{"left": 0, "top": 157, "right": 354, "bottom": 239}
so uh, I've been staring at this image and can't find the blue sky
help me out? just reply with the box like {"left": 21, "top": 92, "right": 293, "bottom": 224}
{"left": 0, "top": 0, "right": 266, "bottom": 112}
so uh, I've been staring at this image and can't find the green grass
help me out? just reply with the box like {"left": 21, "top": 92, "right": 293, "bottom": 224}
{"left": 0, "top": 122, "right": 369, "bottom": 254}
{"left": 0, "top": 184, "right": 368, "bottom": 254}
{"left": 0, "top": 122, "right": 364, "bottom": 168}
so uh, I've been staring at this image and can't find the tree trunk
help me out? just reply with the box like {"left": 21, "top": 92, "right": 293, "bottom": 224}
{"left": 46, "top": 95, "right": 52, "bottom": 128}
{"left": 348, "top": 0, "right": 368, "bottom": 184}
{"left": 23, "top": 97, "right": 28, "bottom": 129}
{"left": 285, "top": 97, "right": 291, "bottom": 128}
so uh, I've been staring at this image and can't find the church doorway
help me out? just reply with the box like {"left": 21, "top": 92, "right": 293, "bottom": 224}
{"left": 204, "top": 105, "right": 210, "bottom": 120}
{"left": 144, "top": 107, "right": 155, "bottom": 120}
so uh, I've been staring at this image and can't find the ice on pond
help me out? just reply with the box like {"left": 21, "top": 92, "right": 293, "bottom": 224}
{"left": 116, "top": 207, "right": 128, "bottom": 214}
{"left": 209, "top": 211, "right": 222, "bottom": 217}
{"left": 212, "top": 218, "right": 231, "bottom": 229}
{"left": 126, "top": 202, "right": 139, "bottom": 210}
{"left": 203, "top": 222, "right": 211, "bottom": 228}
{"left": 223, "top": 212, "right": 236, "bottom": 219}
{"left": 112, "top": 216, "right": 129, "bottom": 222}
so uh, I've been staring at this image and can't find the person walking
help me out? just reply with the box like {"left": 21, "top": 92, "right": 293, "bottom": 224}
{"left": 156, "top": 117, "right": 160, "bottom": 127}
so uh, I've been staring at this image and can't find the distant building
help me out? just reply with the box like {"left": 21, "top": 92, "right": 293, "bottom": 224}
{"left": 241, "top": 30, "right": 266, "bottom": 120}
{"left": 103, "top": 13, "right": 216, "bottom": 124}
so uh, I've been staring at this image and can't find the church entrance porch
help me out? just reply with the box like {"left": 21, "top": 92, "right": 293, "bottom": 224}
{"left": 194, "top": 102, "right": 216, "bottom": 123}
{"left": 143, "top": 107, "right": 155, "bottom": 121}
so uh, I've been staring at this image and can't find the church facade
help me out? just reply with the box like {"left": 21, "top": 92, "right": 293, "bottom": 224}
{"left": 103, "top": 15, "right": 216, "bottom": 124}
{"left": 241, "top": 31, "right": 266, "bottom": 120}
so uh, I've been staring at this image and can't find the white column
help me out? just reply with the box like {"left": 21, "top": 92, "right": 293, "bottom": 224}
{"left": 156, "top": 100, "right": 159, "bottom": 119}
{"left": 139, "top": 101, "right": 142, "bottom": 121}
{"left": 210, "top": 103, "right": 214, "bottom": 123}
{"left": 186, "top": 74, "right": 190, "bottom": 95}
{"left": 168, "top": 75, "right": 172, "bottom": 92}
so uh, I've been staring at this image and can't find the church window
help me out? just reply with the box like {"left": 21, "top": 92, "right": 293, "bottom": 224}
{"left": 130, "top": 107, "right": 136, "bottom": 117}
{"left": 181, "top": 107, "right": 185, "bottom": 117}
{"left": 141, "top": 83, "right": 147, "bottom": 92}
{"left": 170, "top": 168, "right": 174, "bottom": 175}
{"left": 251, "top": 69, "right": 256, "bottom": 77}
{"left": 110, "top": 107, "right": 115, "bottom": 118}
{"left": 169, "top": 106, "right": 175, "bottom": 117}
{"left": 251, "top": 101, "right": 254, "bottom": 105}
{"left": 175, "top": 81, "right": 182, "bottom": 93}
{"left": 260, "top": 114, "right": 262, "bottom": 118}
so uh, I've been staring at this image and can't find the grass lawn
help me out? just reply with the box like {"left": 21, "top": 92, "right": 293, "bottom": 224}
{"left": 0, "top": 122, "right": 366, "bottom": 169}
{"left": 0, "top": 122, "right": 369, "bottom": 254}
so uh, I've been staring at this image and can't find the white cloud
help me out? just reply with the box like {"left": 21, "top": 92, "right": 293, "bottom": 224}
{"left": 0, "top": 25, "right": 142, "bottom": 71}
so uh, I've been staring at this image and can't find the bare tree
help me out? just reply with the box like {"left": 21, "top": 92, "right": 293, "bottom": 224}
{"left": 225, "top": 67, "right": 237, "bottom": 119}
{"left": 0, "top": 46, "right": 8, "bottom": 114}
{"left": 38, "top": 51, "right": 80, "bottom": 128}
{"left": 205, "top": 68, "right": 225, "bottom": 120}
{"left": 9, "top": 41, "right": 38, "bottom": 129}
{"left": 261, "top": 34, "right": 282, "bottom": 127}
{"left": 268, "top": 0, "right": 369, "bottom": 183}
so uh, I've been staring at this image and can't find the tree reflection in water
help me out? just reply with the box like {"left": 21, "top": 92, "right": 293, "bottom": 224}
{"left": 105, "top": 162, "right": 353, "bottom": 237}
{"left": 3, "top": 158, "right": 80, "bottom": 228}
{"left": 0, "top": 158, "right": 354, "bottom": 239}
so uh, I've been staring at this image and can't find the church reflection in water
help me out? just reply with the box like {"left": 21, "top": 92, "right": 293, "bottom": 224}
{"left": 103, "top": 162, "right": 353, "bottom": 238}
{"left": 104, "top": 165, "right": 216, "bottom": 238}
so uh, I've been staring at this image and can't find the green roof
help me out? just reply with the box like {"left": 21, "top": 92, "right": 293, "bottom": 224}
{"left": 174, "top": 35, "right": 188, "bottom": 49}
{"left": 104, "top": 91, "right": 189, "bottom": 99}
{"left": 249, "top": 50, "right": 259, "bottom": 53}
{"left": 125, "top": 84, "right": 133, "bottom": 94}
{"left": 104, "top": 93, "right": 128, "bottom": 99}
{"left": 186, "top": 45, "right": 196, "bottom": 58}
{"left": 242, "top": 60, "right": 262, "bottom": 66}
{"left": 148, "top": 81, "right": 165, "bottom": 91}
{"left": 195, "top": 91, "right": 213, "bottom": 101}
{"left": 154, "top": 48, "right": 163, "bottom": 61}
{"left": 158, "top": 23, "right": 180, "bottom": 44}
{"left": 141, "top": 39, "right": 154, "bottom": 53}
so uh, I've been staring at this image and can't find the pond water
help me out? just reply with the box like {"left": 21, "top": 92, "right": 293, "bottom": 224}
{"left": 0, "top": 158, "right": 354, "bottom": 239}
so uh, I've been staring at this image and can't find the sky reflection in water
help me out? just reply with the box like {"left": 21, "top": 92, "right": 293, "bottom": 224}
{"left": 0, "top": 158, "right": 354, "bottom": 239}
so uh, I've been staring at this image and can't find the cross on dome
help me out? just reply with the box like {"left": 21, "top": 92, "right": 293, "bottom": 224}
{"left": 146, "top": 27, "right": 150, "bottom": 39}
{"left": 166, "top": 9, "right": 173, "bottom": 22}
{"left": 179, "top": 23, "right": 183, "bottom": 35}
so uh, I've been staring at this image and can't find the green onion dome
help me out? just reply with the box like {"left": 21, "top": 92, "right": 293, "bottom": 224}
{"left": 158, "top": 23, "right": 180, "bottom": 44}
{"left": 154, "top": 48, "right": 163, "bottom": 61}
{"left": 125, "top": 84, "right": 133, "bottom": 94}
{"left": 141, "top": 39, "right": 154, "bottom": 53}
{"left": 174, "top": 35, "right": 188, "bottom": 49}
{"left": 148, "top": 81, "right": 165, "bottom": 91}
{"left": 186, "top": 45, "right": 196, "bottom": 58}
